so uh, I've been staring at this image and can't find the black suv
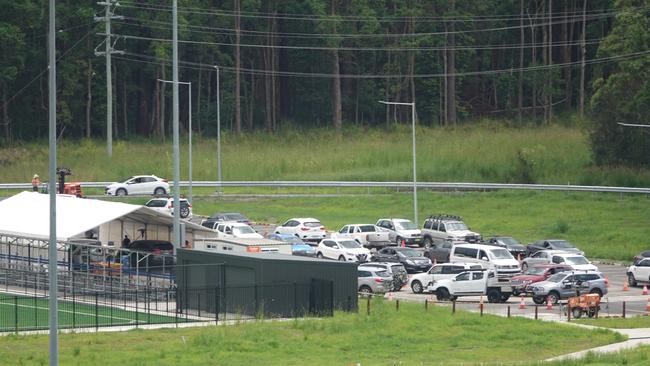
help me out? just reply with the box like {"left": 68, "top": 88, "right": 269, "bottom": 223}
{"left": 124, "top": 240, "right": 175, "bottom": 268}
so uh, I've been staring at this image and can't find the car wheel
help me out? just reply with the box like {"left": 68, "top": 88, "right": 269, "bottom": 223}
{"left": 487, "top": 288, "right": 501, "bottom": 303}
{"left": 628, "top": 273, "right": 637, "bottom": 287}
{"left": 532, "top": 296, "right": 546, "bottom": 305}
{"left": 338, "top": 255, "right": 346, "bottom": 262}
{"left": 436, "top": 288, "right": 450, "bottom": 301}
{"left": 180, "top": 207, "right": 190, "bottom": 219}
{"left": 316, "top": 252, "right": 323, "bottom": 259}
{"left": 521, "top": 262, "right": 528, "bottom": 271}
{"left": 589, "top": 288, "right": 603, "bottom": 297}
{"left": 359, "top": 285, "right": 373, "bottom": 297}
{"left": 572, "top": 307, "right": 583, "bottom": 319}
{"left": 423, "top": 237, "right": 432, "bottom": 249}
{"left": 154, "top": 187, "right": 166, "bottom": 195}
{"left": 116, "top": 188, "right": 127, "bottom": 196}
{"left": 547, "top": 291, "right": 560, "bottom": 305}
{"left": 411, "top": 280, "right": 423, "bottom": 294}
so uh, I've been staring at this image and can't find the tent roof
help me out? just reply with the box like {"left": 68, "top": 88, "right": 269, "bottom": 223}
{"left": 0, "top": 191, "right": 212, "bottom": 241}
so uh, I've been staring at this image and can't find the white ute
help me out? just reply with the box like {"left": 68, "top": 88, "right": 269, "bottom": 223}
{"left": 331, "top": 224, "right": 392, "bottom": 248}
{"left": 409, "top": 262, "right": 483, "bottom": 293}
{"left": 429, "top": 268, "right": 513, "bottom": 303}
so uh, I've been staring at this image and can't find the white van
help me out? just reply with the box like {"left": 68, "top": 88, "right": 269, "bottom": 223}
{"left": 449, "top": 244, "right": 520, "bottom": 281}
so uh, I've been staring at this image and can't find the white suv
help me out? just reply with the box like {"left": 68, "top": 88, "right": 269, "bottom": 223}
{"left": 144, "top": 197, "right": 192, "bottom": 219}
{"left": 375, "top": 218, "right": 422, "bottom": 246}
{"left": 450, "top": 244, "right": 520, "bottom": 281}
{"left": 214, "top": 222, "right": 263, "bottom": 239}
{"left": 316, "top": 238, "right": 371, "bottom": 262}
{"left": 274, "top": 218, "right": 326, "bottom": 242}
{"left": 627, "top": 258, "right": 650, "bottom": 287}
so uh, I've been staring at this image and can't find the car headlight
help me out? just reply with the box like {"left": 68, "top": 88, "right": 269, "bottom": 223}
{"left": 346, "top": 252, "right": 355, "bottom": 256}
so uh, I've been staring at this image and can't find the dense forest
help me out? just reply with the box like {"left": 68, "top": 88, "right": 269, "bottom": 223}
{"left": 0, "top": 0, "right": 648, "bottom": 163}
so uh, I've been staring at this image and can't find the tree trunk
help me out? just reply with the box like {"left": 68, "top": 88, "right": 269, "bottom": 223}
{"left": 546, "top": 0, "right": 553, "bottom": 123}
{"left": 518, "top": 0, "right": 525, "bottom": 122}
{"left": 331, "top": 0, "right": 342, "bottom": 135}
{"left": 443, "top": 23, "right": 448, "bottom": 126}
{"left": 122, "top": 73, "right": 128, "bottom": 137}
{"left": 446, "top": 0, "right": 457, "bottom": 126}
{"left": 234, "top": 0, "right": 242, "bottom": 134}
{"left": 196, "top": 68, "right": 202, "bottom": 135}
{"left": 529, "top": 2, "right": 538, "bottom": 119}
{"left": 160, "top": 65, "right": 166, "bottom": 141}
{"left": 579, "top": 0, "right": 587, "bottom": 117}
{"left": 249, "top": 61, "right": 255, "bottom": 131}
{"left": 85, "top": 57, "right": 92, "bottom": 138}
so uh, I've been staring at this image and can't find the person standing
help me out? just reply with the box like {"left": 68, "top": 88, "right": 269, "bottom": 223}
{"left": 31, "top": 174, "right": 40, "bottom": 192}
{"left": 122, "top": 234, "right": 131, "bottom": 247}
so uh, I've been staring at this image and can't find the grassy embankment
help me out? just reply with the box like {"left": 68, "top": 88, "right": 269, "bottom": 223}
{"left": 0, "top": 299, "right": 623, "bottom": 365}
{"left": 576, "top": 316, "right": 650, "bottom": 329}
{"left": 2, "top": 125, "right": 650, "bottom": 187}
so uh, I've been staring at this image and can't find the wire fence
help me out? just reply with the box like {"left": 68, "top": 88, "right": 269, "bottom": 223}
{"left": 0, "top": 280, "right": 339, "bottom": 334}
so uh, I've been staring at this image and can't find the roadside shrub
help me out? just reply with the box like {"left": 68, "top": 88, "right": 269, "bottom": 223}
{"left": 554, "top": 220, "right": 570, "bottom": 234}
{"left": 514, "top": 148, "right": 536, "bottom": 184}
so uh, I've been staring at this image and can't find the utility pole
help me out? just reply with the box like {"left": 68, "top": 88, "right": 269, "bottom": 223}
{"left": 47, "top": 0, "right": 58, "bottom": 364}
{"left": 94, "top": 1, "right": 123, "bottom": 158}
{"left": 172, "top": 0, "right": 181, "bottom": 249}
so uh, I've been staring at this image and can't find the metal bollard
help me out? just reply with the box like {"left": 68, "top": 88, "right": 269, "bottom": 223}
{"left": 425, "top": 299, "right": 428, "bottom": 310}
{"left": 480, "top": 303, "right": 484, "bottom": 317}
{"left": 534, "top": 305, "right": 538, "bottom": 320}
{"left": 622, "top": 301, "right": 626, "bottom": 318}
{"left": 507, "top": 305, "right": 511, "bottom": 318}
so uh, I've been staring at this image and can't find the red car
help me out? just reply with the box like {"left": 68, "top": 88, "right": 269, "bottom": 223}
{"left": 510, "top": 264, "right": 572, "bottom": 296}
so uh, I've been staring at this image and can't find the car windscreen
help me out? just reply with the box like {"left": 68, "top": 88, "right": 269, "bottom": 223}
{"left": 547, "top": 273, "right": 568, "bottom": 283}
{"left": 397, "top": 248, "right": 423, "bottom": 257}
{"left": 359, "top": 225, "right": 376, "bottom": 232}
{"left": 121, "top": 176, "right": 134, "bottom": 183}
{"left": 446, "top": 222, "right": 468, "bottom": 231}
{"left": 304, "top": 222, "right": 322, "bottom": 228}
{"left": 565, "top": 256, "right": 589, "bottom": 265}
{"left": 225, "top": 213, "right": 247, "bottom": 221}
{"left": 550, "top": 240, "right": 573, "bottom": 249}
{"left": 233, "top": 226, "right": 256, "bottom": 234}
{"left": 390, "top": 264, "right": 406, "bottom": 272}
{"left": 499, "top": 237, "right": 521, "bottom": 245}
{"left": 339, "top": 240, "right": 361, "bottom": 249}
{"left": 525, "top": 267, "right": 546, "bottom": 275}
{"left": 395, "top": 221, "right": 417, "bottom": 230}
{"left": 488, "top": 248, "right": 513, "bottom": 260}
{"left": 376, "top": 270, "right": 391, "bottom": 278}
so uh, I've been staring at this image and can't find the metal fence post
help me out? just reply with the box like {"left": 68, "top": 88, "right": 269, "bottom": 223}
{"left": 425, "top": 299, "right": 428, "bottom": 310}
{"left": 147, "top": 289, "right": 151, "bottom": 324}
{"left": 622, "top": 301, "right": 626, "bottom": 318}
{"left": 14, "top": 296, "right": 18, "bottom": 333}
{"left": 72, "top": 287, "right": 76, "bottom": 329}
{"left": 135, "top": 288, "right": 139, "bottom": 328}
{"left": 534, "top": 305, "right": 538, "bottom": 320}
{"left": 507, "top": 305, "right": 511, "bottom": 318}
{"left": 452, "top": 300, "right": 456, "bottom": 314}
{"left": 366, "top": 297, "right": 370, "bottom": 316}
{"left": 95, "top": 292, "right": 99, "bottom": 331}
{"left": 34, "top": 295, "right": 38, "bottom": 329}
{"left": 215, "top": 287, "right": 219, "bottom": 325}
{"left": 198, "top": 292, "right": 201, "bottom": 318}
{"left": 396, "top": 299, "right": 399, "bottom": 311}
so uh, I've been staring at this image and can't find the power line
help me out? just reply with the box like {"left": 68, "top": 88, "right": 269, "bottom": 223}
{"left": 118, "top": 1, "right": 643, "bottom": 23}
{"left": 107, "top": 31, "right": 612, "bottom": 52}
{"left": 115, "top": 16, "right": 611, "bottom": 47}
{"left": 113, "top": 49, "right": 650, "bottom": 79}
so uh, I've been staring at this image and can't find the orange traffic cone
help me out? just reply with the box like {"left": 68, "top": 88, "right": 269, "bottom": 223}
{"left": 401, "top": 239, "right": 406, "bottom": 248}
{"left": 643, "top": 285, "right": 648, "bottom": 296}
{"left": 646, "top": 297, "right": 650, "bottom": 312}
{"left": 519, "top": 297, "right": 526, "bottom": 310}
{"left": 546, "top": 297, "right": 553, "bottom": 310}
{"left": 623, "top": 281, "right": 629, "bottom": 292}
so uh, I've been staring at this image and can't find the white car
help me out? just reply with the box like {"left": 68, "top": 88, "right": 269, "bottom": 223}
{"left": 274, "top": 218, "right": 326, "bottom": 242}
{"left": 330, "top": 224, "right": 392, "bottom": 248}
{"left": 316, "top": 238, "right": 371, "bottom": 262}
{"left": 214, "top": 222, "right": 263, "bottom": 239}
{"left": 105, "top": 175, "right": 169, "bottom": 196}
{"left": 144, "top": 197, "right": 192, "bottom": 219}
{"left": 409, "top": 262, "right": 483, "bottom": 294}
{"left": 627, "top": 258, "right": 650, "bottom": 287}
{"left": 375, "top": 218, "right": 422, "bottom": 246}
{"left": 549, "top": 252, "right": 598, "bottom": 272}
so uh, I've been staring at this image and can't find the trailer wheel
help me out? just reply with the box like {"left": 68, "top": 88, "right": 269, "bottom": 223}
{"left": 487, "top": 288, "right": 501, "bottom": 303}
{"left": 572, "top": 307, "right": 583, "bottom": 319}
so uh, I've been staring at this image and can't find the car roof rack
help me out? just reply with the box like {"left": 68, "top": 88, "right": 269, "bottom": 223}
{"left": 426, "top": 214, "right": 464, "bottom": 221}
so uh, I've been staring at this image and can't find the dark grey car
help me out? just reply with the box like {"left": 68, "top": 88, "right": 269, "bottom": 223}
{"left": 526, "top": 239, "right": 584, "bottom": 257}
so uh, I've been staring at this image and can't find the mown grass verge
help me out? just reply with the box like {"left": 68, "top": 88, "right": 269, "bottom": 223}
{"left": 575, "top": 316, "right": 650, "bottom": 329}
{"left": 3, "top": 125, "right": 650, "bottom": 187}
{"left": 0, "top": 298, "right": 623, "bottom": 365}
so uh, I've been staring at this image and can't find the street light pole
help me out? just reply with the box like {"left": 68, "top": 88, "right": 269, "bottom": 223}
{"left": 172, "top": 0, "right": 180, "bottom": 249}
{"left": 157, "top": 79, "right": 192, "bottom": 204}
{"left": 213, "top": 65, "right": 222, "bottom": 193}
{"left": 379, "top": 100, "right": 418, "bottom": 225}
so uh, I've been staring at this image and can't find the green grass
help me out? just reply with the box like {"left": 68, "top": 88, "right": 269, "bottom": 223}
{"left": 0, "top": 293, "right": 184, "bottom": 332}
{"left": 575, "top": 316, "right": 650, "bottom": 329}
{"left": 546, "top": 345, "right": 650, "bottom": 365}
{"left": 175, "top": 190, "right": 648, "bottom": 262}
{"left": 0, "top": 298, "right": 624, "bottom": 365}
{"left": 3, "top": 125, "right": 650, "bottom": 187}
